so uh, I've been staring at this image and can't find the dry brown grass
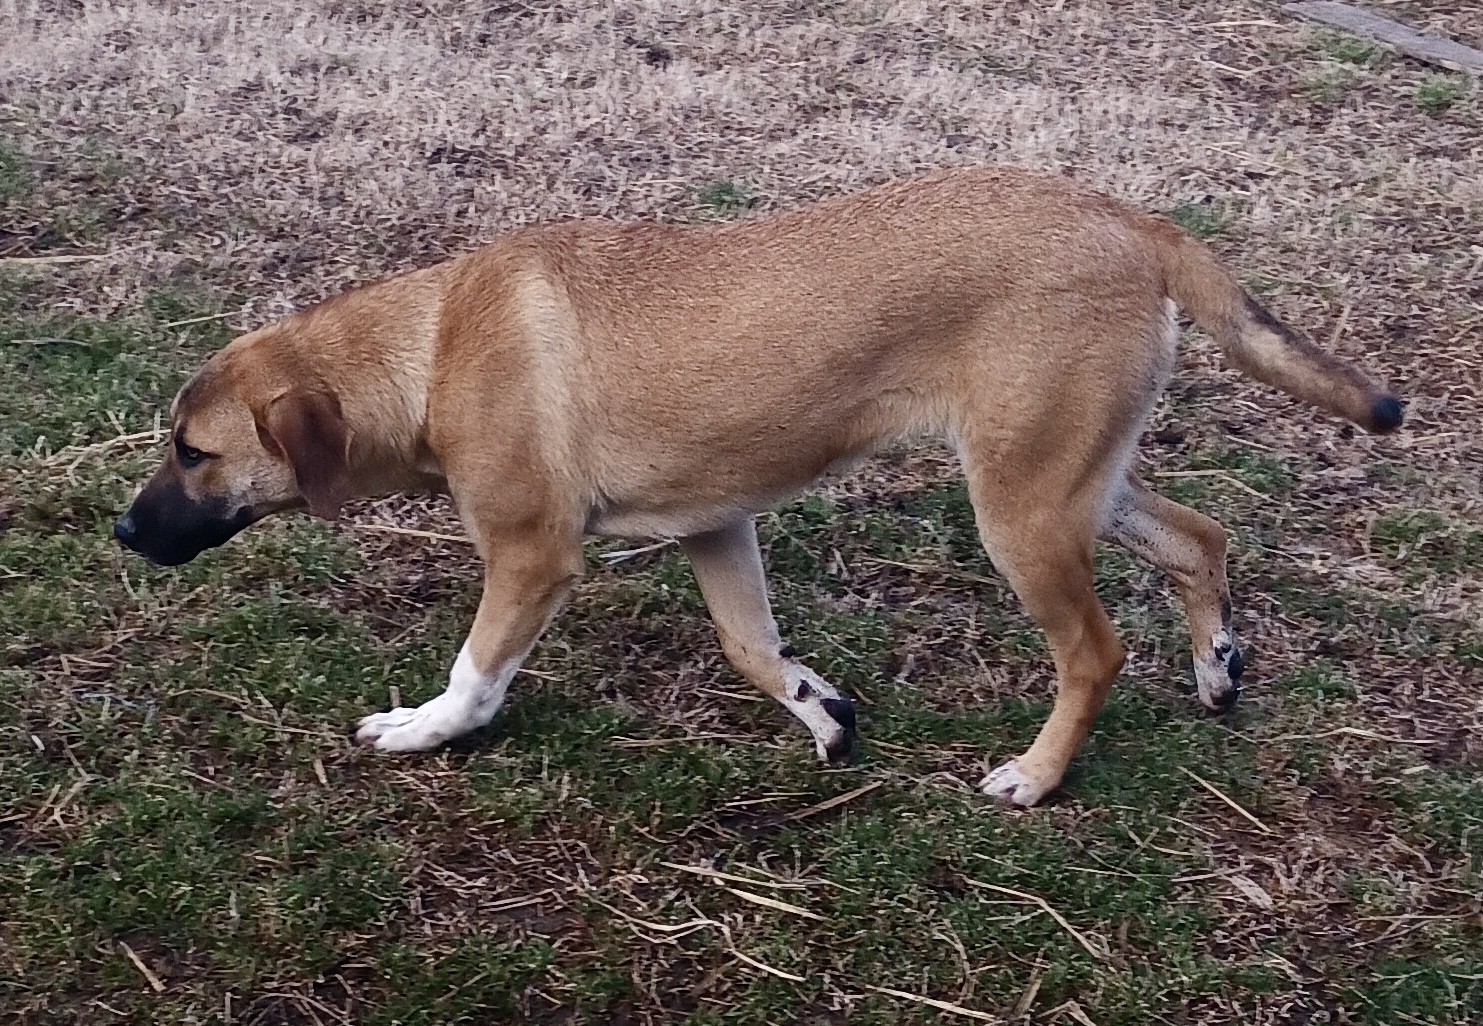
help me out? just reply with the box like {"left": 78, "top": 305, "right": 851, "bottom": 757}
{"left": 5, "top": 0, "right": 1480, "bottom": 479}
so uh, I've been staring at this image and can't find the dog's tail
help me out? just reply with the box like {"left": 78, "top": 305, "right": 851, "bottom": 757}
{"left": 1143, "top": 217, "right": 1402, "bottom": 434}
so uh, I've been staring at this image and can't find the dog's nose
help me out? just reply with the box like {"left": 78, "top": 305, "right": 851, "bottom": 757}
{"left": 113, "top": 511, "right": 138, "bottom": 548}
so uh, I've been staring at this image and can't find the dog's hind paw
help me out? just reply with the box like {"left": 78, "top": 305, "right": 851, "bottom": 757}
{"left": 979, "top": 759, "right": 1057, "bottom": 808}
{"left": 1194, "top": 628, "right": 1244, "bottom": 713}
{"left": 779, "top": 664, "right": 857, "bottom": 765}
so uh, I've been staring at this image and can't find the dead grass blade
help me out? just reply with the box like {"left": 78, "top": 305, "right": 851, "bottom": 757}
{"left": 1270, "top": 726, "right": 1438, "bottom": 745}
{"left": 234, "top": 712, "right": 330, "bottom": 738}
{"left": 1228, "top": 874, "right": 1275, "bottom": 910}
{"left": 1011, "top": 967, "right": 1043, "bottom": 1017}
{"left": 435, "top": 970, "right": 491, "bottom": 1006}
{"left": 719, "top": 886, "right": 826, "bottom": 922}
{"left": 1179, "top": 767, "right": 1274, "bottom": 835}
{"left": 782, "top": 780, "right": 884, "bottom": 821}
{"left": 1047, "top": 999, "right": 1102, "bottom": 1026}
{"left": 40, "top": 428, "right": 165, "bottom": 467}
{"left": 963, "top": 880, "right": 1107, "bottom": 961}
{"left": 350, "top": 523, "right": 472, "bottom": 545}
{"left": 729, "top": 948, "right": 806, "bottom": 982}
{"left": 582, "top": 894, "right": 721, "bottom": 942}
{"left": 118, "top": 942, "right": 165, "bottom": 993}
{"left": 598, "top": 539, "right": 677, "bottom": 563}
{"left": 861, "top": 983, "right": 1002, "bottom": 1022}
{"left": 610, "top": 733, "right": 749, "bottom": 748}
{"left": 1151, "top": 469, "right": 1265, "bottom": 499}
{"left": 159, "top": 311, "right": 237, "bottom": 329}
{"left": 659, "top": 861, "right": 810, "bottom": 890}
{"left": 485, "top": 890, "right": 554, "bottom": 914}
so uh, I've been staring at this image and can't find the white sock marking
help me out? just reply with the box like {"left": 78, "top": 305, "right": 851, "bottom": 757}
{"left": 1194, "top": 627, "right": 1239, "bottom": 709}
{"left": 778, "top": 663, "right": 850, "bottom": 760}
{"left": 356, "top": 641, "right": 521, "bottom": 751}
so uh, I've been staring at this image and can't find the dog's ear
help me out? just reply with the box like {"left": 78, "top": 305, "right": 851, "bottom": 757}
{"left": 255, "top": 390, "right": 355, "bottom": 521}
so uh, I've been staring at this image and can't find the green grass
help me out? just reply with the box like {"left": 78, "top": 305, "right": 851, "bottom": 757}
{"left": 0, "top": 286, "right": 232, "bottom": 457}
{"left": 1301, "top": 64, "right": 1356, "bottom": 105}
{"left": 1415, "top": 74, "right": 1469, "bottom": 116}
{"left": 1370, "top": 509, "right": 1483, "bottom": 580}
{"left": 1293, "top": 30, "right": 1389, "bottom": 107}
{"left": 1167, "top": 200, "right": 1240, "bottom": 241}
{"left": 0, "top": 142, "right": 33, "bottom": 204}
{"left": 1187, "top": 444, "right": 1295, "bottom": 496}
{"left": 1309, "top": 30, "right": 1384, "bottom": 68}
{"left": 2, "top": 247, "right": 1480, "bottom": 1026}
{"left": 693, "top": 179, "right": 762, "bottom": 219}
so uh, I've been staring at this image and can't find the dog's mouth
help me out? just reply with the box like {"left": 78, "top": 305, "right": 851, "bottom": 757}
{"left": 114, "top": 501, "right": 262, "bottom": 566}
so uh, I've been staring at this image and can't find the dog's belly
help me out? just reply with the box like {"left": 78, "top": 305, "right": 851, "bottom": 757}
{"left": 584, "top": 502, "right": 770, "bottom": 540}
{"left": 582, "top": 470, "right": 838, "bottom": 540}
{"left": 581, "top": 441, "right": 876, "bottom": 540}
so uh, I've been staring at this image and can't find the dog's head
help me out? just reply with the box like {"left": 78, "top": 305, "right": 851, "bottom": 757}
{"left": 114, "top": 333, "right": 355, "bottom": 566}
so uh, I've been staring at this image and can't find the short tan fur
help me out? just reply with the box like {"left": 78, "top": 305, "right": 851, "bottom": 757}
{"left": 116, "top": 167, "right": 1401, "bottom": 807}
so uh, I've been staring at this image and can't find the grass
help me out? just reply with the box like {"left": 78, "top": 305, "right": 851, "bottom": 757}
{"left": 1301, "top": 64, "right": 1358, "bottom": 105}
{"left": 693, "top": 179, "right": 762, "bottom": 220}
{"left": 1166, "top": 200, "right": 1240, "bottom": 241}
{"left": 1370, "top": 509, "right": 1483, "bottom": 580}
{"left": 1414, "top": 74, "right": 1470, "bottom": 116}
{"left": 0, "top": 143, "right": 31, "bottom": 205}
{"left": 1294, "top": 29, "right": 1387, "bottom": 107}
{"left": 1309, "top": 29, "right": 1385, "bottom": 68}
{"left": 4, "top": 289, "right": 1480, "bottom": 1024}
{"left": 3, "top": 1, "right": 1482, "bottom": 1023}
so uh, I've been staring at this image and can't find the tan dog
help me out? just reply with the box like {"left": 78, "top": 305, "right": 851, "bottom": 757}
{"left": 114, "top": 167, "right": 1401, "bottom": 807}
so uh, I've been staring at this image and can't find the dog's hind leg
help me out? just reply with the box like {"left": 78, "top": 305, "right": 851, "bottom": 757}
{"left": 965, "top": 471, "right": 1128, "bottom": 808}
{"left": 355, "top": 524, "right": 583, "bottom": 751}
{"left": 680, "top": 517, "right": 857, "bottom": 763}
{"left": 1100, "top": 473, "right": 1242, "bottom": 712}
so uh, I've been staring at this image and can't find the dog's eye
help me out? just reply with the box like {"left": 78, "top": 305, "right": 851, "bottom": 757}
{"left": 176, "top": 441, "right": 208, "bottom": 466}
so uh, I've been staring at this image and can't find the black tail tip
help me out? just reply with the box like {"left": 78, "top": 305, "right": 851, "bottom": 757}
{"left": 1369, "top": 395, "right": 1404, "bottom": 434}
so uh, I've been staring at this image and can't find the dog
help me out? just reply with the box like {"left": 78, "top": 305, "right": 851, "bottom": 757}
{"left": 113, "top": 167, "right": 1402, "bottom": 807}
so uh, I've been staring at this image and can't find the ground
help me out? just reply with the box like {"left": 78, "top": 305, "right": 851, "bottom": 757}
{"left": 1, "top": 1, "right": 1481, "bottom": 1024}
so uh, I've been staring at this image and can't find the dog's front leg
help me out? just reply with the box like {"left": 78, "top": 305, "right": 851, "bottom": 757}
{"left": 681, "top": 518, "right": 857, "bottom": 763}
{"left": 355, "top": 525, "right": 583, "bottom": 751}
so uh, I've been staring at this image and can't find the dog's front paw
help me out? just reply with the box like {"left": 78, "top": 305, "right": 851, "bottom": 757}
{"left": 354, "top": 704, "right": 452, "bottom": 751}
{"left": 979, "top": 759, "right": 1058, "bottom": 808}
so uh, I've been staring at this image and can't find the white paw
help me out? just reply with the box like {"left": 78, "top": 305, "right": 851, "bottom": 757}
{"left": 1194, "top": 628, "right": 1243, "bottom": 712}
{"left": 780, "top": 664, "right": 856, "bottom": 763}
{"left": 356, "top": 646, "right": 520, "bottom": 752}
{"left": 355, "top": 699, "right": 467, "bottom": 751}
{"left": 979, "top": 759, "right": 1054, "bottom": 808}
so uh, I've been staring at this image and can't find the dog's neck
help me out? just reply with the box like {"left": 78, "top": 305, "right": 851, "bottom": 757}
{"left": 294, "top": 265, "right": 452, "bottom": 497}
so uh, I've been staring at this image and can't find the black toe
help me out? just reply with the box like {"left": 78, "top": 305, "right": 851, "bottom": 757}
{"left": 1227, "top": 646, "right": 1246, "bottom": 682}
{"left": 821, "top": 696, "right": 856, "bottom": 733}
{"left": 820, "top": 697, "right": 857, "bottom": 764}
{"left": 823, "top": 728, "right": 857, "bottom": 765}
{"left": 1211, "top": 682, "right": 1242, "bottom": 712}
